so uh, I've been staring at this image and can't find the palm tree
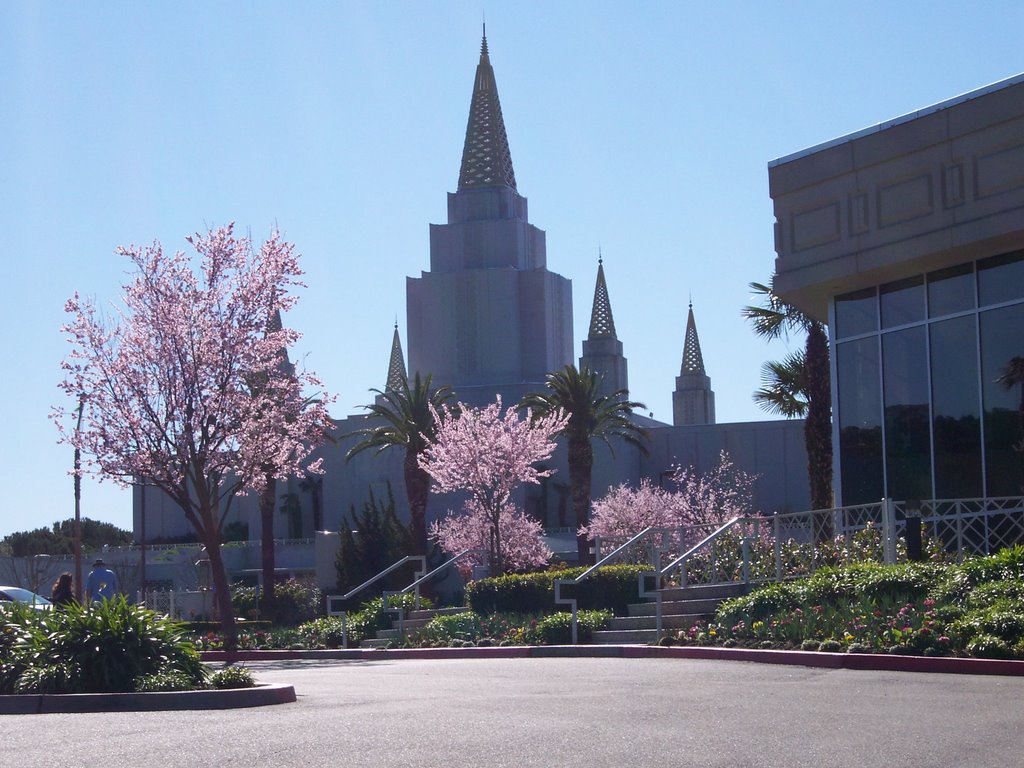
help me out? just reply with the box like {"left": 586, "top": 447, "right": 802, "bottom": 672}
{"left": 520, "top": 365, "right": 649, "bottom": 565}
{"left": 743, "top": 281, "right": 833, "bottom": 515}
{"left": 346, "top": 373, "right": 455, "bottom": 556}
{"left": 753, "top": 349, "right": 808, "bottom": 418}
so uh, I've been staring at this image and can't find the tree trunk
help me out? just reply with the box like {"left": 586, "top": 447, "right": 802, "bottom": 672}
{"left": 200, "top": 517, "right": 237, "bottom": 652}
{"left": 259, "top": 476, "right": 277, "bottom": 620}
{"left": 805, "top": 323, "right": 834, "bottom": 541}
{"left": 570, "top": 436, "right": 594, "bottom": 565}
{"left": 405, "top": 450, "right": 430, "bottom": 556}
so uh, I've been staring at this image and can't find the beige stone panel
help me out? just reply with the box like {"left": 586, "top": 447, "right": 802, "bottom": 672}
{"left": 791, "top": 201, "right": 841, "bottom": 252}
{"left": 851, "top": 110, "right": 950, "bottom": 170}
{"left": 877, "top": 173, "right": 934, "bottom": 227}
{"left": 975, "top": 143, "right": 1024, "bottom": 199}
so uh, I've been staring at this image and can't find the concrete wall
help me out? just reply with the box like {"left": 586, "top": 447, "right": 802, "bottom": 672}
{"left": 769, "top": 75, "right": 1024, "bottom": 320}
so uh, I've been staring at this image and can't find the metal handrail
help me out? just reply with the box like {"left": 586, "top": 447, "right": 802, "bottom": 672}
{"left": 382, "top": 549, "right": 478, "bottom": 641}
{"left": 638, "top": 517, "right": 744, "bottom": 641}
{"left": 554, "top": 526, "right": 668, "bottom": 645}
{"left": 325, "top": 555, "right": 426, "bottom": 648}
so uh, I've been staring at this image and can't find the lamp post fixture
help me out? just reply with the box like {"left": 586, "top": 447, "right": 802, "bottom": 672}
{"left": 31, "top": 553, "right": 51, "bottom": 607}
{"left": 73, "top": 393, "right": 85, "bottom": 602}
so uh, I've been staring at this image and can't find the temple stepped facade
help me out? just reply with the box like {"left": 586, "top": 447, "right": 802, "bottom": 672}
{"left": 137, "top": 33, "right": 809, "bottom": 581}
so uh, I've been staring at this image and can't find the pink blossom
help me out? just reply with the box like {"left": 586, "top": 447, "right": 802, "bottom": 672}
{"left": 584, "top": 450, "right": 760, "bottom": 543}
{"left": 419, "top": 396, "right": 567, "bottom": 575}
{"left": 54, "top": 224, "right": 334, "bottom": 643}
{"left": 429, "top": 498, "right": 552, "bottom": 579}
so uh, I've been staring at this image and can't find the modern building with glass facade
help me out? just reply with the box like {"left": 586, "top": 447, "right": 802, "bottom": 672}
{"left": 769, "top": 74, "right": 1024, "bottom": 506}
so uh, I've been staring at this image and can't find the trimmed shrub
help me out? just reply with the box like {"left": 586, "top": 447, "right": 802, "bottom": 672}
{"left": 718, "top": 582, "right": 799, "bottom": 626}
{"left": 296, "top": 593, "right": 431, "bottom": 648}
{"left": 297, "top": 617, "right": 349, "bottom": 649}
{"left": 465, "top": 565, "right": 645, "bottom": 616}
{"left": 418, "top": 613, "right": 484, "bottom": 646}
{"left": 135, "top": 671, "right": 200, "bottom": 692}
{"left": 209, "top": 666, "right": 256, "bottom": 689}
{"left": 232, "top": 578, "right": 322, "bottom": 625}
{"left": 966, "top": 633, "right": 1013, "bottom": 660}
{"left": 534, "top": 610, "right": 611, "bottom": 644}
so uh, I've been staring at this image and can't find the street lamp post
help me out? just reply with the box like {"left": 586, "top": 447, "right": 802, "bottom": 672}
{"left": 31, "top": 554, "right": 51, "bottom": 607}
{"left": 73, "top": 394, "right": 85, "bottom": 602}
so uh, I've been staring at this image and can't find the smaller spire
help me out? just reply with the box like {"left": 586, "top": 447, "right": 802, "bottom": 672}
{"left": 385, "top": 323, "right": 408, "bottom": 392}
{"left": 587, "top": 255, "right": 617, "bottom": 339}
{"left": 681, "top": 303, "right": 706, "bottom": 376}
{"left": 481, "top": 21, "right": 489, "bottom": 60}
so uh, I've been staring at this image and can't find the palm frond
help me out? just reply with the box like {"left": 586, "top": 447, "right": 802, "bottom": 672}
{"left": 753, "top": 351, "right": 808, "bottom": 418}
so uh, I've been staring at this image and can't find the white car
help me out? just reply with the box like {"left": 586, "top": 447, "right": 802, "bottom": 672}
{"left": 0, "top": 586, "right": 52, "bottom": 610}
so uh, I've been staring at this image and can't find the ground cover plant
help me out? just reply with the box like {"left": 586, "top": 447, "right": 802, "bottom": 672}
{"left": 192, "top": 565, "right": 638, "bottom": 649}
{"left": 0, "top": 598, "right": 255, "bottom": 693}
{"left": 678, "top": 546, "right": 1024, "bottom": 659}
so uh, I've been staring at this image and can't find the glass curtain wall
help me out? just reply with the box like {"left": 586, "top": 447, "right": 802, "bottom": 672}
{"left": 833, "top": 250, "right": 1024, "bottom": 504}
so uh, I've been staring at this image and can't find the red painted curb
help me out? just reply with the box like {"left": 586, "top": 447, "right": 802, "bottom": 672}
{"left": 200, "top": 645, "right": 1024, "bottom": 676}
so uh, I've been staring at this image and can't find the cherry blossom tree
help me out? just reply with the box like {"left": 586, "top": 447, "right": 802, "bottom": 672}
{"left": 582, "top": 478, "right": 675, "bottom": 540}
{"left": 55, "top": 224, "right": 333, "bottom": 647}
{"left": 419, "top": 396, "right": 567, "bottom": 575}
{"left": 669, "top": 451, "right": 758, "bottom": 531}
{"left": 429, "top": 499, "right": 552, "bottom": 579}
{"left": 584, "top": 451, "right": 759, "bottom": 550}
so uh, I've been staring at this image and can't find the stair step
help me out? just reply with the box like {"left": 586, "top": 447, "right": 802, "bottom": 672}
{"left": 656, "top": 583, "right": 751, "bottom": 602}
{"left": 605, "top": 614, "right": 706, "bottom": 631}
{"left": 627, "top": 598, "right": 722, "bottom": 616}
{"left": 407, "top": 606, "right": 468, "bottom": 620}
{"left": 591, "top": 629, "right": 657, "bottom": 644}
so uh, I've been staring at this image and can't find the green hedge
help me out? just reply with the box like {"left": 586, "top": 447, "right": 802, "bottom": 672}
{"left": 465, "top": 565, "right": 646, "bottom": 616}
{"left": 184, "top": 620, "right": 273, "bottom": 634}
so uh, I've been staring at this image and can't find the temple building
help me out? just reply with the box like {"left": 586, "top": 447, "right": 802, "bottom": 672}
{"left": 136, "top": 32, "right": 810, "bottom": 579}
{"left": 768, "top": 74, "right": 1024, "bottom": 505}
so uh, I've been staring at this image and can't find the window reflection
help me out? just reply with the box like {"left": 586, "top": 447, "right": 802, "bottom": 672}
{"left": 837, "top": 337, "right": 883, "bottom": 504}
{"left": 928, "top": 264, "right": 975, "bottom": 318}
{"left": 881, "top": 276, "right": 925, "bottom": 328}
{"left": 930, "top": 317, "right": 982, "bottom": 497}
{"left": 981, "top": 303, "right": 1024, "bottom": 496}
{"left": 883, "top": 327, "right": 932, "bottom": 501}
{"left": 835, "top": 288, "right": 877, "bottom": 339}
{"left": 978, "top": 250, "right": 1024, "bottom": 307}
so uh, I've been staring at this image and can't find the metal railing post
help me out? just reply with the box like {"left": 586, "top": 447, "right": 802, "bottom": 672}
{"left": 882, "top": 498, "right": 897, "bottom": 564}
{"left": 773, "top": 515, "right": 782, "bottom": 582}
{"left": 655, "top": 589, "right": 663, "bottom": 641}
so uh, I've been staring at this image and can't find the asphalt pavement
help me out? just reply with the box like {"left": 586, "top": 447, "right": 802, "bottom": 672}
{"left": 2, "top": 656, "right": 1022, "bottom": 768}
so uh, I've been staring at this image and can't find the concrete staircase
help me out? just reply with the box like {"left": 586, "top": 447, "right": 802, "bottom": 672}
{"left": 360, "top": 606, "right": 470, "bottom": 649}
{"left": 592, "top": 582, "right": 751, "bottom": 645}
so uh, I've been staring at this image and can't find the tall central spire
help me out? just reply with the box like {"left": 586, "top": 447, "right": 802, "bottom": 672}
{"left": 457, "top": 27, "right": 517, "bottom": 191}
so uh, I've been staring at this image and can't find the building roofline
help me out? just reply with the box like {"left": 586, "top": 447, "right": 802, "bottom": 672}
{"left": 768, "top": 72, "right": 1024, "bottom": 169}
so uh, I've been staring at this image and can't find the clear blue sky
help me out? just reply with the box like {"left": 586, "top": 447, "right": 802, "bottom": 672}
{"left": 3, "top": 2, "right": 1022, "bottom": 539}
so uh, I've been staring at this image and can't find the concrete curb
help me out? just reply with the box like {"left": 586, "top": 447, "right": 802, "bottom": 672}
{"left": 200, "top": 645, "right": 1024, "bottom": 676}
{"left": 0, "top": 682, "right": 296, "bottom": 715}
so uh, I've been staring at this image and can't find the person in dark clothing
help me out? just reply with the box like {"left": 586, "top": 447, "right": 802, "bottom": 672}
{"left": 51, "top": 572, "right": 76, "bottom": 608}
